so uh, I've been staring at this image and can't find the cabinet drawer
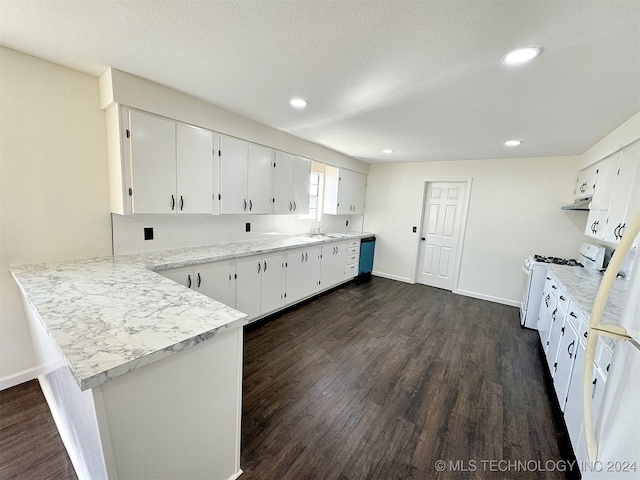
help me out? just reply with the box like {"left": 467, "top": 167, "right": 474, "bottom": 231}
{"left": 348, "top": 240, "right": 359, "bottom": 248}
{"left": 578, "top": 317, "right": 589, "bottom": 345}
{"left": 556, "top": 289, "right": 569, "bottom": 312}
{"left": 346, "top": 264, "right": 358, "bottom": 277}
{"left": 347, "top": 247, "right": 359, "bottom": 255}
{"left": 566, "top": 301, "right": 583, "bottom": 331}
{"left": 347, "top": 254, "right": 359, "bottom": 265}
{"left": 596, "top": 339, "right": 614, "bottom": 377}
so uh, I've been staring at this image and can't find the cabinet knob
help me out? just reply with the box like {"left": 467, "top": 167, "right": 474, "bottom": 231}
{"left": 180, "top": 195, "right": 184, "bottom": 211}
{"left": 171, "top": 195, "right": 175, "bottom": 210}
{"left": 187, "top": 274, "right": 192, "bottom": 288}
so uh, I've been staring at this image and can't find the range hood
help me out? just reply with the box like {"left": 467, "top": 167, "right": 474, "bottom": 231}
{"left": 561, "top": 196, "right": 592, "bottom": 211}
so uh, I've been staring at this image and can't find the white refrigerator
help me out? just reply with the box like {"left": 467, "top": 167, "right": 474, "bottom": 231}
{"left": 582, "top": 209, "right": 640, "bottom": 479}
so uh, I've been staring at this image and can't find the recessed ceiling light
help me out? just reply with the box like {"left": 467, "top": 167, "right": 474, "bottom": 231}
{"left": 502, "top": 47, "right": 541, "bottom": 66}
{"left": 382, "top": 149, "right": 393, "bottom": 153}
{"left": 504, "top": 140, "right": 522, "bottom": 147}
{"left": 290, "top": 98, "right": 309, "bottom": 109}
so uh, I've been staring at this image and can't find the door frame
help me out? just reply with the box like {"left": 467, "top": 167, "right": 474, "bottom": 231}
{"left": 412, "top": 177, "right": 473, "bottom": 292}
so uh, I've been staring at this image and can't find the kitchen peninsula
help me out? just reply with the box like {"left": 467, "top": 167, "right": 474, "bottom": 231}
{"left": 11, "top": 232, "right": 369, "bottom": 480}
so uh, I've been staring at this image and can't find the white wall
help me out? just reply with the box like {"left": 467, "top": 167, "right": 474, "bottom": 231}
{"left": 0, "top": 47, "right": 112, "bottom": 389}
{"left": 100, "top": 68, "right": 369, "bottom": 174}
{"left": 363, "top": 155, "right": 586, "bottom": 305}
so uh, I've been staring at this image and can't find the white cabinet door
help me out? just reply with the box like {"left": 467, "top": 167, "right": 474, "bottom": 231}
{"left": 195, "top": 262, "right": 235, "bottom": 308}
{"left": 247, "top": 144, "right": 274, "bottom": 214}
{"left": 219, "top": 136, "right": 249, "bottom": 214}
{"left": 537, "top": 282, "right": 556, "bottom": 351}
{"left": 260, "top": 253, "right": 285, "bottom": 314}
{"left": 564, "top": 339, "right": 585, "bottom": 449}
{"left": 337, "top": 169, "right": 355, "bottom": 215}
{"left": 619, "top": 141, "right": 640, "bottom": 244}
{"left": 574, "top": 163, "right": 598, "bottom": 199}
{"left": 554, "top": 322, "right": 578, "bottom": 411}
{"left": 285, "top": 248, "right": 306, "bottom": 305}
{"left": 320, "top": 244, "right": 336, "bottom": 289}
{"left": 603, "top": 148, "right": 639, "bottom": 243}
{"left": 292, "top": 156, "right": 311, "bottom": 215}
{"left": 546, "top": 306, "right": 566, "bottom": 374}
{"left": 129, "top": 111, "right": 176, "bottom": 214}
{"left": 158, "top": 266, "right": 194, "bottom": 288}
{"left": 273, "top": 151, "right": 295, "bottom": 214}
{"left": 302, "top": 247, "right": 321, "bottom": 298}
{"left": 351, "top": 172, "right": 367, "bottom": 214}
{"left": 235, "top": 257, "right": 262, "bottom": 320}
{"left": 176, "top": 124, "right": 215, "bottom": 214}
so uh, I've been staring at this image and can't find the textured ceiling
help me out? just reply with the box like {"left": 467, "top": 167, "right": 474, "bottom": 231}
{"left": 1, "top": 0, "right": 639, "bottom": 163}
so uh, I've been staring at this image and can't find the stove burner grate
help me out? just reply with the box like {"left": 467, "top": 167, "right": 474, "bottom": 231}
{"left": 534, "top": 255, "right": 584, "bottom": 267}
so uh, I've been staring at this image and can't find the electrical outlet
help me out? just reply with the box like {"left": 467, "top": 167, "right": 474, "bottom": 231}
{"left": 144, "top": 227, "right": 154, "bottom": 240}
{"left": 245, "top": 222, "right": 251, "bottom": 232}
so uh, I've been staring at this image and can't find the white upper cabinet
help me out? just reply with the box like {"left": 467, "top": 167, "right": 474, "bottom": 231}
{"left": 602, "top": 142, "right": 639, "bottom": 243}
{"left": 292, "top": 156, "right": 311, "bottom": 215}
{"left": 176, "top": 124, "right": 216, "bottom": 214}
{"left": 274, "top": 152, "right": 310, "bottom": 215}
{"left": 247, "top": 143, "right": 275, "bottom": 214}
{"left": 127, "top": 110, "right": 216, "bottom": 215}
{"left": 324, "top": 166, "right": 366, "bottom": 215}
{"left": 219, "top": 136, "right": 275, "bottom": 215}
{"left": 584, "top": 141, "right": 640, "bottom": 245}
{"left": 351, "top": 172, "right": 367, "bottom": 215}
{"left": 129, "top": 110, "right": 177, "bottom": 214}
{"left": 573, "top": 162, "right": 598, "bottom": 199}
{"left": 219, "top": 135, "right": 249, "bottom": 214}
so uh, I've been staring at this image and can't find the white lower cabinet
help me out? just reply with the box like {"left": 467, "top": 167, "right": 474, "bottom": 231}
{"left": 553, "top": 320, "right": 578, "bottom": 411}
{"left": 320, "top": 243, "right": 345, "bottom": 289}
{"left": 285, "top": 246, "right": 322, "bottom": 301}
{"left": 236, "top": 253, "right": 285, "bottom": 320}
{"left": 537, "top": 281, "right": 556, "bottom": 353}
{"left": 160, "top": 240, "right": 361, "bottom": 323}
{"left": 546, "top": 306, "right": 566, "bottom": 374}
{"left": 259, "top": 253, "right": 286, "bottom": 315}
{"left": 197, "top": 261, "right": 236, "bottom": 308}
{"left": 157, "top": 262, "right": 236, "bottom": 307}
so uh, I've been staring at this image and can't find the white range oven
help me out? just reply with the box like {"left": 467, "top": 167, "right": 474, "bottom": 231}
{"left": 520, "top": 243, "right": 605, "bottom": 329}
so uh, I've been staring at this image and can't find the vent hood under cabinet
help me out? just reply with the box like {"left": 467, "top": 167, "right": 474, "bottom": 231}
{"left": 561, "top": 196, "right": 592, "bottom": 211}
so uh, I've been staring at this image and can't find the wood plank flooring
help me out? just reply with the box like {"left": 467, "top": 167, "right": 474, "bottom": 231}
{"left": 0, "top": 380, "right": 77, "bottom": 480}
{"left": 241, "top": 277, "right": 578, "bottom": 479}
{"left": 0, "top": 277, "right": 577, "bottom": 479}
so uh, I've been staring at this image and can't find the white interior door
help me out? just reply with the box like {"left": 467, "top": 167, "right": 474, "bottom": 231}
{"left": 417, "top": 182, "right": 466, "bottom": 290}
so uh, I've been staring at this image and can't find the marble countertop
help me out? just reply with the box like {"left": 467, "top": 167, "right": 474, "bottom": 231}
{"left": 11, "top": 232, "right": 373, "bottom": 391}
{"left": 547, "top": 264, "right": 629, "bottom": 330}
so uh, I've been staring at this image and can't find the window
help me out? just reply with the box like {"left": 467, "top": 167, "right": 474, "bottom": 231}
{"left": 299, "top": 171, "right": 323, "bottom": 221}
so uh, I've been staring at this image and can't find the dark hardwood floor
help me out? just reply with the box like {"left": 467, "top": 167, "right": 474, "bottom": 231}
{"left": 0, "top": 380, "right": 77, "bottom": 480}
{"left": 241, "top": 277, "right": 577, "bottom": 479}
{"left": 0, "top": 277, "right": 576, "bottom": 479}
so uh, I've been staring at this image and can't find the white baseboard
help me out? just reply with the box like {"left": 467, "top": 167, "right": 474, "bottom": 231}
{"left": 372, "top": 271, "right": 414, "bottom": 284}
{"left": 0, "top": 365, "right": 41, "bottom": 391}
{"left": 454, "top": 289, "right": 521, "bottom": 308}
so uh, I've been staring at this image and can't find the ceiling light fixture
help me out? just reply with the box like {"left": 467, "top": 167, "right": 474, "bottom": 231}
{"left": 504, "top": 140, "right": 522, "bottom": 147}
{"left": 290, "top": 98, "right": 309, "bottom": 109}
{"left": 382, "top": 149, "right": 393, "bottom": 153}
{"left": 502, "top": 47, "right": 541, "bottom": 66}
